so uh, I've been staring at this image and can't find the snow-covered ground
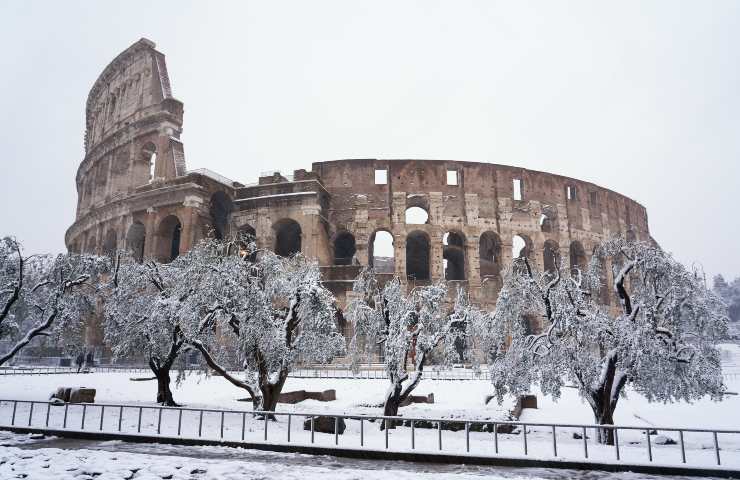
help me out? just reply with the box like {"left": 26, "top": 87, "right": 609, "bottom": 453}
{"left": 0, "top": 344, "right": 738, "bottom": 471}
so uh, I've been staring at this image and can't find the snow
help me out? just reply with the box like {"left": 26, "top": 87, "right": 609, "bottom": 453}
{"left": 235, "top": 191, "right": 317, "bottom": 202}
{"left": 0, "top": 363, "right": 738, "bottom": 470}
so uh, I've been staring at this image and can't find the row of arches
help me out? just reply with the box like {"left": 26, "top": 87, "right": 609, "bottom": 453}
{"left": 86, "top": 215, "right": 183, "bottom": 264}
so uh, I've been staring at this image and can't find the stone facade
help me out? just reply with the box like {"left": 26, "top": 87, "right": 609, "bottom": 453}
{"left": 66, "top": 39, "right": 652, "bottom": 345}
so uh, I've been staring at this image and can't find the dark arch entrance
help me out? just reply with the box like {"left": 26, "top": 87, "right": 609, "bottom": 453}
{"left": 406, "top": 231, "right": 430, "bottom": 281}
{"left": 273, "top": 219, "right": 302, "bottom": 257}
{"left": 334, "top": 231, "right": 356, "bottom": 265}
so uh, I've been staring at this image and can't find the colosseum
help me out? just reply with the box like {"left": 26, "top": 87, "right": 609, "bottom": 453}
{"left": 66, "top": 38, "right": 651, "bottom": 344}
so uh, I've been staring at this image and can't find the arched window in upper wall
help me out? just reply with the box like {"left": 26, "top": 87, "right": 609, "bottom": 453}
{"left": 570, "top": 240, "right": 587, "bottom": 278}
{"left": 405, "top": 206, "right": 429, "bottom": 224}
{"left": 543, "top": 240, "right": 559, "bottom": 275}
{"left": 406, "top": 231, "right": 430, "bottom": 281}
{"left": 156, "top": 215, "right": 182, "bottom": 263}
{"left": 370, "top": 230, "right": 394, "bottom": 273}
{"left": 443, "top": 231, "right": 466, "bottom": 280}
{"left": 126, "top": 221, "right": 146, "bottom": 263}
{"left": 102, "top": 229, "right": 117, "bottom": 258}
{"left": 209, "top": 192, "right": 233, "bottom": 240}
{"left": 334, "top": 231, "right": 356, "bottom": 265}
{"left": 273, "top": 219, "right": 302, "bottom": 257}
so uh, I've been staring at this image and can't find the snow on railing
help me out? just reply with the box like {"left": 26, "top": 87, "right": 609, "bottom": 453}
{"left": 0, "top": 398, "right": 737, "bottom": 471}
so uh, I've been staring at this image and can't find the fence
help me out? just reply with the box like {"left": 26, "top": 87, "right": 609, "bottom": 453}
{"left": 0, "top": 398, "right": 737, "bottom": 471}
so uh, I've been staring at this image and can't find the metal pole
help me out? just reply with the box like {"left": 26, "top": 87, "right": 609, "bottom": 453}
{"left": 582, "top": 426, "right": 588, "bottom": 459}
{"left": 360, "top": 418, "right": 364, "bottom": 446}
{"left": 311, "top": 416, "right": 315, "bottom": 444}
{"left": 264, "top": 414, "right": 268, "bottom": 441}
{"left": 713, "top": 431, "right": 721, "bottom": 466}
{"left": 679, "top": 430, "right": 686, "bottom": 463}
{"left": 100, "top": 406, "right": 105, "bottom": 431}
{"left": 334, "top": 417, "right": 339, "bottom": 445}
{"left": 220, "top": 411, "right": 225, "bottom": 439}
{"left": 11, "top": 401, "right": 17, "bottom": 425}
{"left": 645, "top": 429, "right": 652, "bottom": 462}
{"left": 137, "top": 407, "right": 142, "bottom": 433}
{"left": 27, "top": 402, "right": 34, "bottom": 427}
{"left": 466, "top": 422, "right": 470, "bottom": 453}
{"left": 287, "top": 414, "right": 291, "bottom": 443}
{"left": 551, "top": 425, "right": 557, "bottom": 457}
{"left": 614, "top": 428, "right": 620, "bottom": 461}
{"left": 198, "top": 410, "right": 203, "bottom": 437}
{"left": 177, "top": 409, "right": 183, "bottom": 436}
{"left": 45, "top": 402, "right": 50, "bottom": 427}
{"left": 523, "top": 423, "right": 528, "bottom": 455}
{"left": 241, "top": 412, "right": 246, "bottom": 441}
{"left": 493, "top": 423, "right": 498, "bottom": 454}
{"left": 385, "top": 419, "right": 389, "bottom": 449}
{"left": 157, "top": 408, "right": 163, "bottom": 435}
{"left": 118, "top": 406, "right": 123, "bottom": 431}
{"left": 63, "top": 403, "right": 68, "bottom": 428}
{"left": 411, "top": 420, "right": 415, "bottom": 450}
{"left": 81, "top": 404, "right": 87, "bottom": 429}
{"left": 438, "top": 420, "right": 442, "bottom": 451}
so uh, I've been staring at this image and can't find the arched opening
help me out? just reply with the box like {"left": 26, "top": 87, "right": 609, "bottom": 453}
{"left": 443, "top": 231, "right": 466, "bottom": 280}
{"left": 142, "top": 142, "right": 157, "bottom": 182}
{"left": 102, "top": 229, "right": 117, "bottom": 258}
{"left": 273, "top": 219, "right": 302, "bottom": 257}
{"left": 156, "top": 215, "right": 182, "bottom": 263}
{"left": 512, "top": 234, "right": 533, "bottom": 260}
{"left": 540, "top": 207, "right": 557, "bottom": 233}
{"left": 333, "top": 231, "right": 356, "bottom": 265}
{"left": 479, "top": 232, "right": 502, "bottom": 278}
{"left": 369, "top": 230, "right": 395, "bottom": 273}
{"left": 406, "top": 231, "right": 430, "bottom": 281}
{"left": 543, "top": 240, "right": 559, "bottom": 275}
{"left": 209, "top": 192, "right": 233, "bottom": 240}
{"left": 570, "top": 240, "right": 587, "bottom": 278}
{"left": 405, "top": 206, "right": 429, "bottom": 225}
{"left": 126, "top": 222, "right": 146, "bottom": 263}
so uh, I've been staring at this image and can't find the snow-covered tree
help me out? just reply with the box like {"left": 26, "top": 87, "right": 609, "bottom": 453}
{"left": 489, "top": 237, "right": 727, "bottom": 444}
{"left": 183, "top": 238, "right": 345, "bottom": 414}
{"left": 104, "top": 252, "right": 192, "bottom": 406}
{"left": 713, "top": 274, "right": 740, "bottom": 324}
{"left": 347, "top": 269, "right": 482, "bottom": 422}
{"left": 0, "top": 236, "right": 108, "bottom": 365}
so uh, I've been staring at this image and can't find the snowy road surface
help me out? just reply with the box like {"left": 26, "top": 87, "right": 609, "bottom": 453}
{"left": 0, "top": 431, "right": 725, "bottom": 480}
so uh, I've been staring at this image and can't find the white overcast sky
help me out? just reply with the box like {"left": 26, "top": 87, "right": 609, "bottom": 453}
{"left": 1, "top": 1, "right": 738, "bottom": 280}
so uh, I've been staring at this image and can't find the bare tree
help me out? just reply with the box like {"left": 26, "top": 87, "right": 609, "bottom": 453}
{"left": 488, "top": 236, "right": 727, "bottom": 444}
{"left": 0, "top": 236, "right": 107, "bottom": 366}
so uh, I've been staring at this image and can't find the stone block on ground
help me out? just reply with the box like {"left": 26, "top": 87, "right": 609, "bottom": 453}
{"left": 303, "top": 416, "right": 346, "bottom": 434}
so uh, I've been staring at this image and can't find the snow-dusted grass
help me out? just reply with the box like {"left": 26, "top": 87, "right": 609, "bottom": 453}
{"left": 0, "top": 364, "right": 739, "bottom": 470}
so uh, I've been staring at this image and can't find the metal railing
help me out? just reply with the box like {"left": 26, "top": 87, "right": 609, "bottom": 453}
{"left": 0, "top": 399, "right": 736, "bottom": 469}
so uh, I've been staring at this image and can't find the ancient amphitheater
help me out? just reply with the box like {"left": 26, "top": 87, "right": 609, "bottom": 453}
{"left": 66, "top": 38, "right": 651, "bottom": 342}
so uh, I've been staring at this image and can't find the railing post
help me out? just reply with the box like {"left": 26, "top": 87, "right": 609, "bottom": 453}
{"left": 137, "top": 407, "right": 142, "bottom": 433}
{"left": 157, "top": 408, "right": 163, "bottom": 435}
{"left": 220, "top": 411, "right": 225, "bottom": 439}
{"left": 11, "top": 401, "right": 17, "bottom": 426}
{"left": 493, "top": 423, "right": 498, "bottom": 454}
{"left": 198, "top": 410, "right": 203, "bottom": 437}
{"left": 287, "top": 414, "right": 292, "bottom": 443}
{"left": 360, "top": 418, "right": 364, "bottom": 446}
{"left": 334, "top": 417, "right": 339, "bottom": 445}
{"left": 81, "top": 404, "right": 87, "bottom": 429}
{"left": 385, "top": 419, "right": 389, "bottom": 449}
{"left": 522, "top": 423, "right": 528, "bottom": 455}
{"left": 62, "top": 403, "right": 68, "bottom": 428}
{"left": 118, "top": 406, "right": 123, "bottom": 431}
{"left": 27, "top": 402, "right": 34, "bottom": 427}
{"left": 713, "top": 431, "right": 721, "bottom": 466}
{"left": 438, "top": 420, "right": 442, "bottom": 451}
{"left": 311, "top": 416, "right": 315, "bottom": 444}
{"left": 241, "top": 412, "right": 246, "bottom": 441}
{"left": 551, "top": 425, "right": 557, "bottom": 457}
{"left": 100, "top": 406, "right": 105, "bottom": 431}
{"left": 465, "top": 422, "right": 470, "bottom": 453}
{"left": 411, "top": 420, "right": 415, "bottom": 450}
{"left": 582, "top": 426, "right": 588, "bottom": 459}
{"left": 614, "top": 427, "right": 620, "bottom": 461}
{"left": 264, "top": 414, "right": 268, "bottom": 441}
{"left": 45, "top": 402, "right": 51, "bottom": 427}
{"left": 645, "top": 429, "right": 652, "bottom": 462}
{"left": 679, "top": 430, "right": 686, "bottom": 463}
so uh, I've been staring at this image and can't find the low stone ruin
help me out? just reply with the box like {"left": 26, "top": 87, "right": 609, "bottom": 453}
{"left": 49, "top": 387, "right": 96, "bottom": 404}
{"left": 239, "top": 389, "right": 336, "bottom": 405}
{"left": 303, "top": 416, "right": 346, "bottom": 434}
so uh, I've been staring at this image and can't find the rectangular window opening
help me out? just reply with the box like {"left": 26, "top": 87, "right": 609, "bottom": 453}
{"left": 446, "top": 169, "right": 458, "bottom": 186}
{"left": 513, "top": 178, "right": 523, "bottom": 201}
{"left": 374, "top": 168, "right": 388, "bottom": 185}
{"left": 567, "top": 185, "right": 577, "bottom": 201}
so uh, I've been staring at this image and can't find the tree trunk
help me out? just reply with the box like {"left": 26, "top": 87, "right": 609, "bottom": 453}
{"left": 150, "top": 364, "right": 178, "bottom": 407}
{"left": 591, "top": 399, "right": 616, "bottom": 445}
{"left": 381, "top": 381, "right": 404, "bottom": 430}
{"left": 257, "top": 368, "right": 289, "bottom": 420}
